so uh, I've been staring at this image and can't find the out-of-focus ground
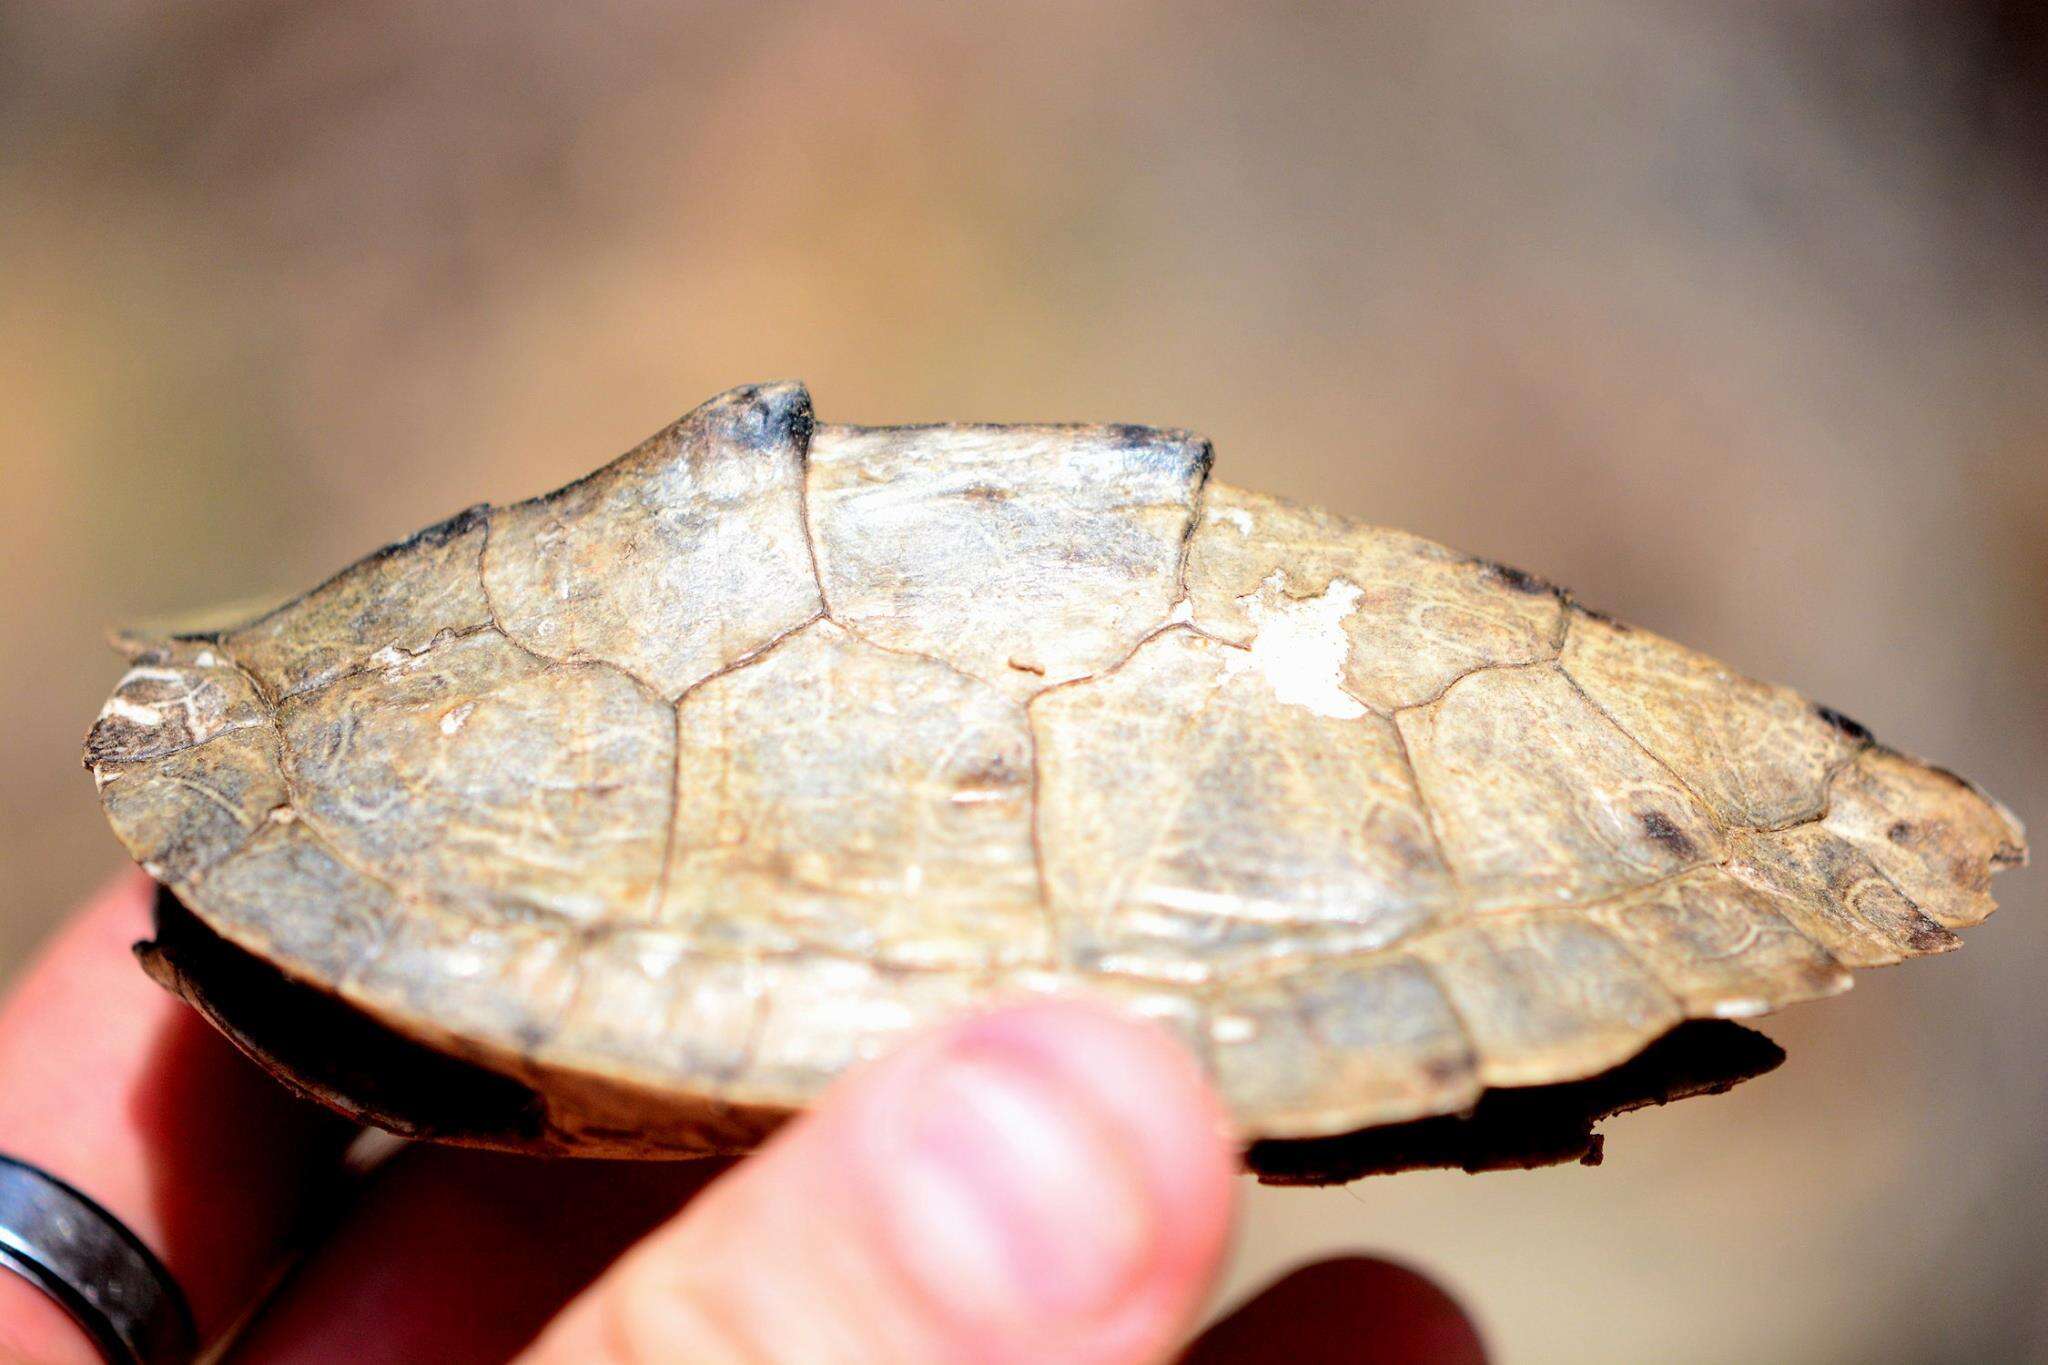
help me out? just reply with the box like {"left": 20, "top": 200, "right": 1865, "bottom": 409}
{"left": 1, "top": 3, "right": 2043, "bottom": 1360}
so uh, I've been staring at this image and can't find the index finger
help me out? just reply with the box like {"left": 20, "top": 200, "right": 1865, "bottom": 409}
{"left": 0, "top": 872, "right": 354, "bottom": 1356}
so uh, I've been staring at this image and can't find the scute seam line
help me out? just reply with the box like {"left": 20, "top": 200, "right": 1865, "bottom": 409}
{"left": 1390, "top": 653, "right": 1561, "bottom": 719}
{"left": 1384, "top": 711, "right": 1466, "bottom": 910}
{"left": 1552, "top": 656, "right": 1731, "bottom": 846}
{"left": 270, "top": 621, "right": 500, "bottom": 706}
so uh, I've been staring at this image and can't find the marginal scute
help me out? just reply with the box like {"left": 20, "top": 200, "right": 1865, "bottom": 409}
{"left": 1011, "top": 972, "right": 1215, "bottom": 1076}
{"left": 807, "top": 422, "right": 1209, "bottom": 696}
{"left": 1588, "top": 868, "right": 1851, "bottom": 1017}
{"left": 542, "top": 931, "right": 764, "bottom": 1086}
{"left": 222, "top": 506, "right": 493, "bottom": 698}
{"left": 1396, "top": 663, "right": 1725, "bottom": 911}
{"left": 1560, "top": 607, "right": 1853, "bottom": 828}
{"left": 664, "top": 619, "right": 1045, "bottom": 970}
{"left": 1208, "top": 957, "right": 1479, "bottom": 1133}
{"left": 344, "top": 907, "right": 578, "bottom": 1065}
{"left": 1185, "top": 485, "right": 1563, "bottom": 713}
{"left": 280, "top": 630, "right": 674, "bottom": 925}
{"left": 1412, "top": 915, "right": 1683, "bottom": 1088}
{"left": 1821, "top": 747, "right": 2028, "bottom": 928}
{"left": 1725, "top": 825, "right": 1960, "bottom": 967}
{"left": 189, "top": 820, "right": 391, "bottom": 984}
{"left": 484, "top": 382, "right": 823, "bottom": 698}
{"left": 98, "top": 728, "right": 287, "bottom": 886}
{"left": 739, "top": 958, "right": 988, "bottom": 1104}
{"left": 1032, "top": 628, "right": 1458, "bottom": 980}
{"left": 86, "top": 650, "right": 268, "bottom": 766}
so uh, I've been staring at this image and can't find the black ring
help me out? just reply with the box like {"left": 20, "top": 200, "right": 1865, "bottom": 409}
{"left": 0, "top": 1153, "right": 197, "bottom": 1364}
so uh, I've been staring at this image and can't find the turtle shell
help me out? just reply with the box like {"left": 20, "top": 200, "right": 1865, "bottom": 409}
{"left": 86, "top": 382, "right": 2028, "bottom": 1158}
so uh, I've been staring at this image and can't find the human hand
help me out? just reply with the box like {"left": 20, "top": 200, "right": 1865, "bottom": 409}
{"left": 0, "top": 873, "right": 1483, "bottom": 1363}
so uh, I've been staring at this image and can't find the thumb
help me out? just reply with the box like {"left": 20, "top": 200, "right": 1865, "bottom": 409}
{"left": 521, "top": 999, "right": 1238, "bottom": 1365}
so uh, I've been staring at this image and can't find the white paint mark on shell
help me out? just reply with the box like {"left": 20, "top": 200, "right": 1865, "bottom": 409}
{"left": 1214, "top": 505, "right": 1255, "bottom": 534}
{"left": 440, "top": 701, "right": 479, "bottom": 735}
{"left": 1228, "top": 573, "right": 1366, "bottom": 720}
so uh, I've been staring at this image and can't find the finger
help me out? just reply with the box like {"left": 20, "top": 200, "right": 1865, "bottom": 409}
{"left": 522, "top": 1000, "right": 1238, "bottom": 1365}
{"left": 0, "top": 872, "right": 353, "bottom": 1358}
{"left": 1180, "top": 1256, "right": 1486, "bottom": 1365}
{"left": 229, "top": 1147, "right": 727, "bottom": 1364}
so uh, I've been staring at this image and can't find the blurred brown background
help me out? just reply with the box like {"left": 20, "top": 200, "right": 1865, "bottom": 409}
{"left": 2, "top": 2, "right": 2043, "bottom": 1360}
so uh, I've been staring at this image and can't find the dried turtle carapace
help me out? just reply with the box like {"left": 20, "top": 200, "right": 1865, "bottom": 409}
{"left": 87, "top": 382, "right": 2027, "bottom": 1168}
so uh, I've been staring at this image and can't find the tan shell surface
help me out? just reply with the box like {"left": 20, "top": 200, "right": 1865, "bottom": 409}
{"left": 87, "top": 383, "right": 2028, "bottom": 1150}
